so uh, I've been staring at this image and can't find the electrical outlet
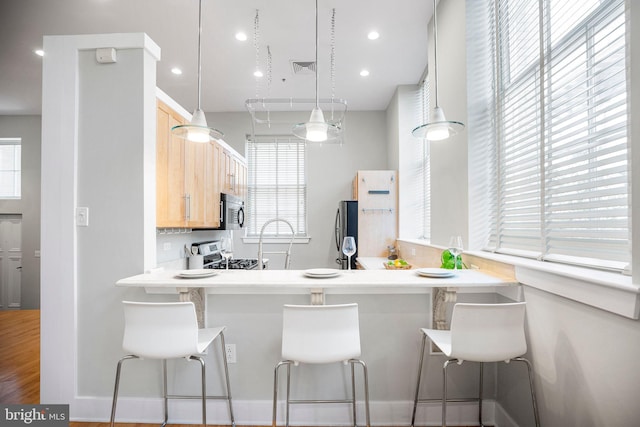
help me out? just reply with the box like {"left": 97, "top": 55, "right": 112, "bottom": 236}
{"left": 411, "top": 248, "right": 416, "bottom": 256}
{"left": 225, "top": 344, "right": 236, "bottom": 364}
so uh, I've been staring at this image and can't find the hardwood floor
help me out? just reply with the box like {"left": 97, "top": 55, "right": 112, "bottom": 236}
{"left": 0, "top": 309, "right": 40, "bottom": 404}
{"left": 1, "top": 309, "right": 484, "bottom": 427}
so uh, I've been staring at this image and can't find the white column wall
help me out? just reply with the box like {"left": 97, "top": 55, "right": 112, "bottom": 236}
{"left": 40, "top": 33, "right": 159, "bottom": 412}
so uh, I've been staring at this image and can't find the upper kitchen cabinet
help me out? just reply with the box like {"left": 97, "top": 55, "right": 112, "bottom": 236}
{"left": 183, "top": 138, "right": 207, "bottom": 228}
{"left": 221, "top": 149, "right": 247, "bottom": 200}
{"left": 156, "top": 99, "right": 186, "bottom": 227}
{"left": 156, "top": 97, "right": 247, "bottom": 229}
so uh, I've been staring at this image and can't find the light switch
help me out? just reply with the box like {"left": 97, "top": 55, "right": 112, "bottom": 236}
{"left": 76, "top": 207, "right": 89, "bottom": 227}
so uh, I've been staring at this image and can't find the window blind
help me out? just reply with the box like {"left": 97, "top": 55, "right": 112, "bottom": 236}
{"left": 487, "top": 0, "right": 630, "bottom": 270}
{"left": 245, "top": 135, "right": 307, "bottom": 237}
{"left": 0, "top": 138, "right": 21, "bottom": 199}
{"left": 411, "top": 80, "right": 431, "bottom": 240}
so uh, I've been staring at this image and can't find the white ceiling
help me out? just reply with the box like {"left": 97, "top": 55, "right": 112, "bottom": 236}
{"left": 0, "top": 0, "right": 432, "bottom": 115}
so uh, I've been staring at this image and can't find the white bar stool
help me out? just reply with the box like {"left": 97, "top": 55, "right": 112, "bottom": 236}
{"left": 109, "top": 301, "right": 235, "bottom": 427}
{"left": 272, "top": 303, "right": 371, "bottom": 427}
{"left": 410, "top": 302, "right": 540, "bottom": 427}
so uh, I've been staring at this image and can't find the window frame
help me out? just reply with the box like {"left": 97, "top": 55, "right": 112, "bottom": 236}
{"left": 0, "top": 138, "right": 22, "bottom": 200}
{"left": 244, "top": 134, "right": 308, "bottom": 240}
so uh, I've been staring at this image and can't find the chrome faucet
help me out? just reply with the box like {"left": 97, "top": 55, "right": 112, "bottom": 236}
{"left": 258, "top": 218, "right": 295, "bottom": 269}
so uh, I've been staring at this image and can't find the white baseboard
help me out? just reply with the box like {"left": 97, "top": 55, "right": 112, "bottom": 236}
{"left": 493, "top": 402, "right": 520, "bottom": 427}
{"left": 70, "top": 397, "right": 511, "bottom": 426}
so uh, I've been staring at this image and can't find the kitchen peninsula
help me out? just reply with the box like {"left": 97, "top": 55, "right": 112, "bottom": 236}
{"left": 117, "top": 268, "right": 515, "bottom": 295}
{"left": 117, "top": 268, "right": 519, "bottom": 328}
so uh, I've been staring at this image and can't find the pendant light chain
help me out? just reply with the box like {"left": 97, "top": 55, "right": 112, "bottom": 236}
{"left": 267, "top": 45, "right": 272, "bottom": 96}
{"left": 254, "top": 9, "right": 261, "bottom": 98}
{"left": 314, "top": 0, "right": 319, "bottom": 109}
{"left": 196, "top": 0, "right": 203, "bottom": 109}
{"left": 330, "top": 8, "right": 336, "bottom": 118}
{"left": 432, "top": 0, "right": 439, "bottom": 108}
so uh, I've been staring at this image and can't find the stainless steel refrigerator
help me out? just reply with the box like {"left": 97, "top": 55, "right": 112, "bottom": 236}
{"left": 334, "top": 200, "right": 358, "bottom": 269}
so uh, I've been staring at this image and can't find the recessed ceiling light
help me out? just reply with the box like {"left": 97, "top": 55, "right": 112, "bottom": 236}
{"left": 254, "top": 69, "right": 264, "bottom": 78}
{"left": 360, "top": 70, "right": 370, "bottom": 77}
{"left": 367, "top": 31, "right": 380, "bottom": 40}
{"left": 34, "top": 49, "right": 44, "bottom": 57}
{"left": 235, "top": 32, "right": 248, "bottom": 41}
{"left": 171, "top": 67, "right": 182, "bottom": 75}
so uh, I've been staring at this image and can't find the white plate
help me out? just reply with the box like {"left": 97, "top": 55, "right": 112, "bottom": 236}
{"left": 416, "top": 268, "right": 456, "bottom": 278}
{"left": 304, "top": 268, "right": 341, "bottom": 278}
{"left": 176, "top": 269, "right": 217, "bottom": 279}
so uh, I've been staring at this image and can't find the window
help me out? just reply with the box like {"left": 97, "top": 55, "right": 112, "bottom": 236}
{"left": 415, "top": 81, "right": 431, "bottom": 240}
{"left": 0, "top": 139, "right": 21, "bottom": 199}
{"left": 472, "top": 0, "right": 629, "bottom": 271}
{"left": 245, "top": 135, "right": 307, "bottom": 237}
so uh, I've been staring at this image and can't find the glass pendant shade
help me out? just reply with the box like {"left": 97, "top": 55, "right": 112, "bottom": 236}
{"left": 172, "top": 109, "right": 223, "bottom": 143}
{"left": 292, "top": 0, "right": 342, "bottom": 143}
{"left": 411, "top": 106, "right": 464, "bottom": 140}
{"left": 170, "top": 0, "right": 223, "bottom": 143}
{"left": 412, "top": 0, "right": 464, "bottom": 141}
{"left": 293, "top": 107, "right": 340, "bottom": 142}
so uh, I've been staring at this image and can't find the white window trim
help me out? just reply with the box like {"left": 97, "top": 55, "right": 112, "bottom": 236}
{"left": 0, "top": 137, "right": 21, "bottom": 200}
{"left": 398, "top": 238, "right": 640, "bottom": 319}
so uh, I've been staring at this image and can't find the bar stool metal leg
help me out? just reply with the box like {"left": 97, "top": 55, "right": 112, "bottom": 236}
{"left": 442, "top": 359, "right": 458, "bottom": 427}
{"left": 188, "top": 355, "right": 207, "bottom": 427}
{"left": 110, "top": 355, "right": 140, "bottom": 427}
{"left": 411, "top": 334, "right": 428, "bottom": 427}
{"left": 273, "top": 361, "right": 293, "bottom": 427}
{"left": 219, "top": 331, "right": 236, "bottom": 427}
{"left": 350, "top": 361, "right": 357, "bottom": 427}
{"left": 513, "top": 357, "right": 541, "bottom": 427}
{"left": 479, "top": 362, "right": 484, "bottom": 427}
{"left": 162, "top": 359, "right": 169, "bottom": 427}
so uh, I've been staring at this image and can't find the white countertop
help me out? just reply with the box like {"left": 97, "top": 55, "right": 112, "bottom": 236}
{"left": 116, "top": 268, "right": 516, "bottom": 295}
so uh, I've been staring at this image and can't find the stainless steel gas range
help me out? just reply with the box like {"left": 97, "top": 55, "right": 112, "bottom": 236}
{"left": 191, "top": 240, "right": 266, "bottom": 270}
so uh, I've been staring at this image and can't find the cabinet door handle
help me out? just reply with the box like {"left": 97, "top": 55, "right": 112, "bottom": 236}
{"left": 185, "top": 194, "right": 191, "bottom": 220}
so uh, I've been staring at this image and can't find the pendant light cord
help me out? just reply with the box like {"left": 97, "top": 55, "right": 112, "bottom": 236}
{"left": 197, "top": 0, "right": 203, "bottom": 110}
{"left": 432, "top": 0, "right": 439, "bottom": 109}
{"left": 315, "top": 0, "right": 319, "bottom": 109}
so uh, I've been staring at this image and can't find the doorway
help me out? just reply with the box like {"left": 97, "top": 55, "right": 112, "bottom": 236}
{"left": 0, "top": 214, "right": 22, "bottom": 310}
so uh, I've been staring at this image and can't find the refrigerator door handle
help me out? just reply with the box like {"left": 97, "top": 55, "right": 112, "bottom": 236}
{"left": 334, "top": 207, "right": 341, "bottom": 251}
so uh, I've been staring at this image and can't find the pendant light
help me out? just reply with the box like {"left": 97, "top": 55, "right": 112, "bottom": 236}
{"left": 292, "top": 0, "right": 341, "bottom": 143}
{"left": 412, "top": 0, "right": 464, "bottom": 141}
{"left": 171, "top": 0, "right": 223, "bottom": 143}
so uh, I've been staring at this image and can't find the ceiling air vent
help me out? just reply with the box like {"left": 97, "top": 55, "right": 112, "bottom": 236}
{"left": 291, "top": 61, "right": 316, "bottom": 75}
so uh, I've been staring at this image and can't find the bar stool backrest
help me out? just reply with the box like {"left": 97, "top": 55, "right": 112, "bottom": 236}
{"left": 449, "top": 302, "right": 527, "bottom": 362}
{"left": 281, "top": 303, "right": 361, "bottom": 364}
{"left": 122, "top": 301, "right": 200, "bottom": 359}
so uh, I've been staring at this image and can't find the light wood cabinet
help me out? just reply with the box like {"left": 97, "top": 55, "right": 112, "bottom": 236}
{"left": 221, "top": 149, "right": 247, "bottom": 199}
{"left": 156, "top": 99, "right": 246, "bottom": 229}
{"left": 205, "top": 142, "right": 224, "bottom": 227}
{"left": 184, "top": 139, "right": 207, "bottom": 228}
{"left": 156, "top": 100, "right": 186, "bottom": 227}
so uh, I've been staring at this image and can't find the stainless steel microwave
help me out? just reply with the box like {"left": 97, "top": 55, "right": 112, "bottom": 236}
{"left": 218, "top": 193, "right": 245, "bottom": 230}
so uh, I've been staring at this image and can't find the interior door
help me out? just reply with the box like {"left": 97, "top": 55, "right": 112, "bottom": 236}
{"left": 0, "top": 215, "right": 22, "bottom": 310}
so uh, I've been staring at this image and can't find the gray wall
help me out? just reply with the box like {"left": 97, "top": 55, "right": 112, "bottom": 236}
{"left": 0, "top": 115, "right": 41, "bottom": 309}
